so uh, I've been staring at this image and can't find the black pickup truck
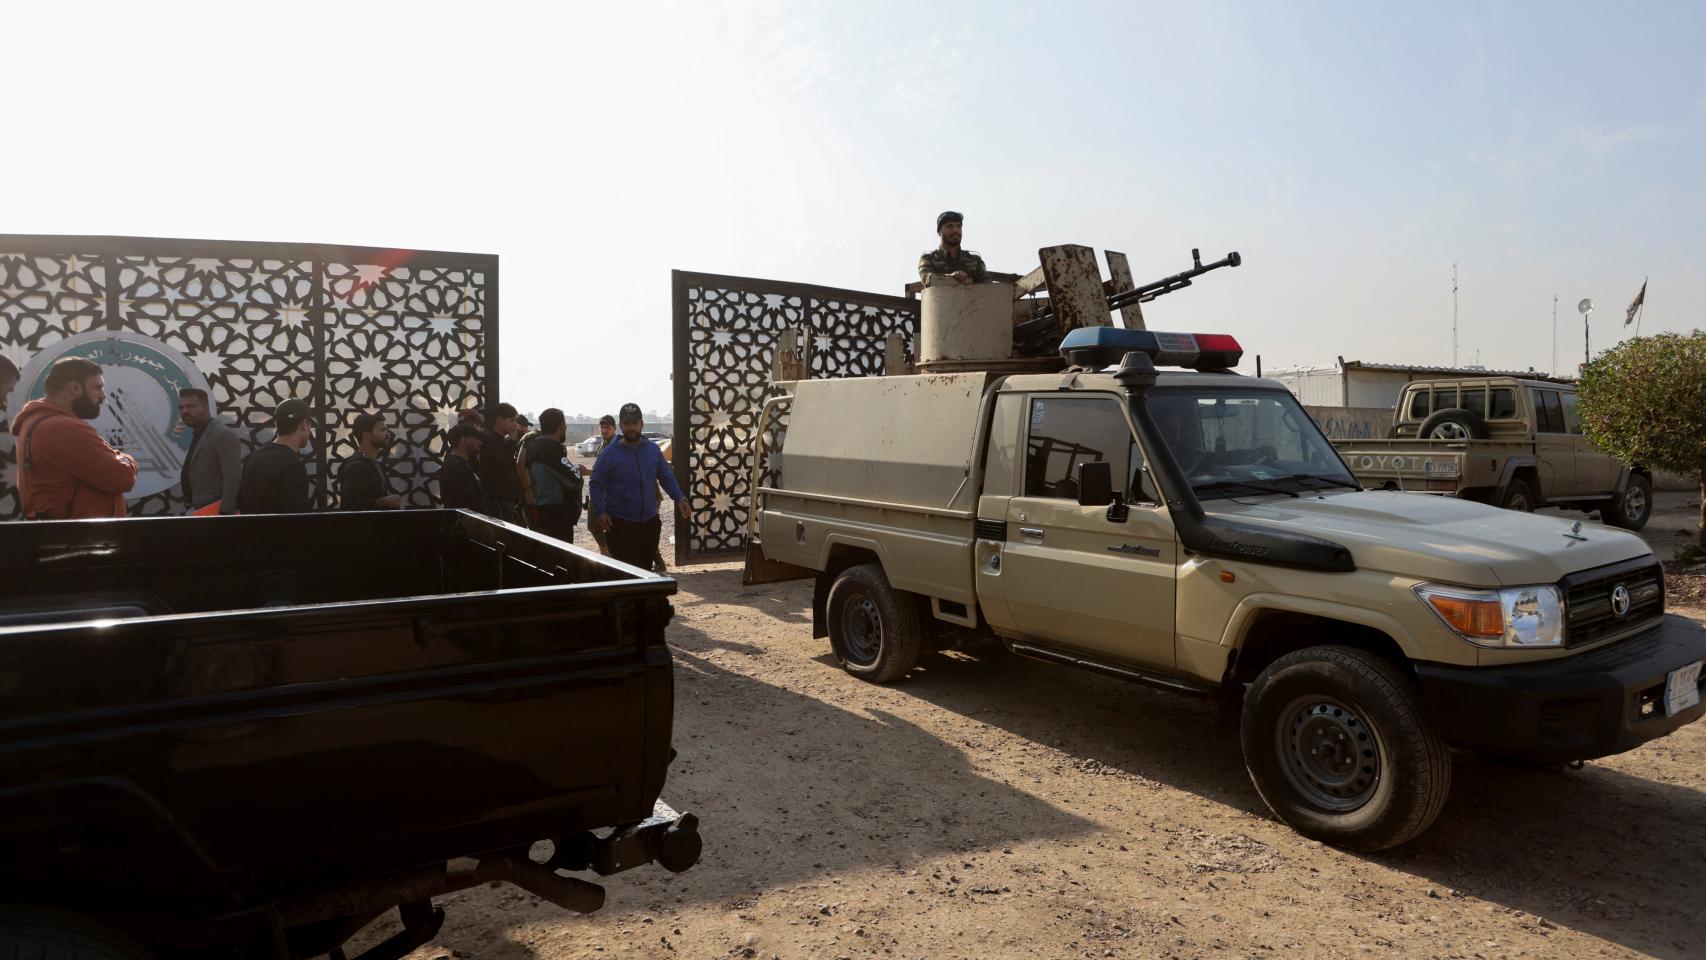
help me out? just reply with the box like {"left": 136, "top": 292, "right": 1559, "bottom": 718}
{"left": 0, "top": 510, "right": 699, "bottom": 959}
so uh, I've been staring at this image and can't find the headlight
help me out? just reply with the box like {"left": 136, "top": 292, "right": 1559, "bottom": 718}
{"left": 1414, "top": 583, "right": 1564, "bottom": 648}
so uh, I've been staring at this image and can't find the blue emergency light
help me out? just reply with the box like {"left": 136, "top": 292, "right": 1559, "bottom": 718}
{"left": 1059, "top": 327, "right": 1243, "bottom": 371}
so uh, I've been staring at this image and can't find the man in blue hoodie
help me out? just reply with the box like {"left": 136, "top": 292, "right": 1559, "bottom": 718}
{"left": 589, "top": 402, "right": 688, "bottom": 571}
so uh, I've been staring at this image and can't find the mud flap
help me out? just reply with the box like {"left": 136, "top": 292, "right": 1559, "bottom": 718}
{"left": 741, "top": 538, "right": 815, "bottom": 587}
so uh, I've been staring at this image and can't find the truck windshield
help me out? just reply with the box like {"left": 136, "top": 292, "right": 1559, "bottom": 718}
{"left": 1147, "top": 387, "right": 1358, "bottom": 499}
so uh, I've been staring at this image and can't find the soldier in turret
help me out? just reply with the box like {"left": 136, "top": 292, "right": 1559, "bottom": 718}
{"left": 917, "top": 211, "right": 988, "bottom": 286}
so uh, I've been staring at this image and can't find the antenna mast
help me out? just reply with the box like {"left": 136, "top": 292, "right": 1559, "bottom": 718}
{"left": 1451, "top": 263, "right": 1459, "bottom": 368}
{"left": 1552, "top": 291, "right": 1558, "bottom": 374}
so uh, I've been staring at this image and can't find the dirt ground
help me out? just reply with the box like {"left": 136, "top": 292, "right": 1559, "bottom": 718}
{"left": 1536, "top": 489, "right": 1703, "bottom": 565}
{"left": 346, "top": 485, "right": 1706, "bottom": 960}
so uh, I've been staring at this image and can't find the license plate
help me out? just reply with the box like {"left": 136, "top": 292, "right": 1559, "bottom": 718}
{"left": 1666, "top": 660, "right": 1703, "bottom": 717}
{"left": 1423, "top": 460, "right": 1459, "bottom": 478}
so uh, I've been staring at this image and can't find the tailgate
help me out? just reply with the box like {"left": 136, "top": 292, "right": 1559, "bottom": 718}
{"left": 1335, "top": 443, "right": 1465, "bottom": 488}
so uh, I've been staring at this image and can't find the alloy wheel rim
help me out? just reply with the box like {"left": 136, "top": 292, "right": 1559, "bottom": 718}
{"left": 1624, "top": 486, "right": 1647, "bottom": 520}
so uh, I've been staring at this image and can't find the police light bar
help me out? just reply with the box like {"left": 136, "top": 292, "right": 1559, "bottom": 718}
{"left": 1060, "top": 327, "right": 1243, "bottom": 370}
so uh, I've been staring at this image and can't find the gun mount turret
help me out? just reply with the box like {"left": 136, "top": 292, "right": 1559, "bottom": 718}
{"left": 911, "top": 244, "right": 1241, "bottom": 374}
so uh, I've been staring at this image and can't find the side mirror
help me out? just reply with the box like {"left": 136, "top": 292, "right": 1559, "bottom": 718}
{"left": 1077, "top": 461, "right": 1114, "bottom": 507}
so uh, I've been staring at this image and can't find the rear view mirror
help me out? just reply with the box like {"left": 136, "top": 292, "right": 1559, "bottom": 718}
{"left": 1077, "top": 461, "right": 1114, "bottom": 507}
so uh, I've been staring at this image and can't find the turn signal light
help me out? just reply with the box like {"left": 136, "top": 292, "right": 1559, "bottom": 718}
{"left": 1421, "top": 593, "right": 1503, "bottom": 638}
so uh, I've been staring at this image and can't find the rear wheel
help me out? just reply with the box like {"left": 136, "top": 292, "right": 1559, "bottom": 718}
{"left": 1241, "top": 646, "right": 1451, "bottom": 851}
{"left": 0, "top": 907, "right": 153, "bottom": 960}
{"left": 1603, "top": 474, "right": 1652, "bottom": 530}
{"left": 1498, "top": 479, "right": 1534, "bottom": 512}
{"left": 826, "top": 564, "right": 922, "bottom": 684}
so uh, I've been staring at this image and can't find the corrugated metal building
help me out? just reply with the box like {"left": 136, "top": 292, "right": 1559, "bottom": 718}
{"left": 1266, "top": 359, "right": 1572, "bottom": 408}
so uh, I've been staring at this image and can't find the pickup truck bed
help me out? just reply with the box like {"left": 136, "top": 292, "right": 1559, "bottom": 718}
{"left": 0, "top": 510, "right": 695, "bottom": 957}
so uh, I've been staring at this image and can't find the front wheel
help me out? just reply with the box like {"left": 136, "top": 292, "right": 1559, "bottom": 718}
{"left": 1603, "top": 474, "right": 1652, "bottom": 530}
{"left": 1241, "top": 646, "right": 1451, "bottom": 851}
{"left": 826, "top": 564, "right": 922, "bottom": 684}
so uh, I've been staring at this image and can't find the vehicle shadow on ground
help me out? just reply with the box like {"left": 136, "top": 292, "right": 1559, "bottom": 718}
{"left": 636, "top": 626, "right": 1098, "bottom": 908}
{"left": 1371, "top": 758, "right": 1703, "bottom": 960}
{"left": 890, "top": 645, "right": 1705, "bottom": 960}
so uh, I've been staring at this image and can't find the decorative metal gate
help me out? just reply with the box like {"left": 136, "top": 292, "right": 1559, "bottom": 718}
{"left": 0, "top": 235, "right": 496, "bottom": 519}
{"left": 671, "top": 270, "right": 918, "bottom": 563}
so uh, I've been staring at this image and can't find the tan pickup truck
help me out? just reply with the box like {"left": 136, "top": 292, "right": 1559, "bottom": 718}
{"left": 1331, "top": 377, "right": 1651, "bottom": 529}
{"left": 743, "top": 329, "right": 1704, "bottom": 851}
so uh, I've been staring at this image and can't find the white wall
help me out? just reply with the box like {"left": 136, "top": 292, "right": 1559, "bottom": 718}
{"left": 1344, "top": 370, "right": 1417, "bottom": 409}
{"left": 1269, "top": 367, "right": 1344, "bottom": 406}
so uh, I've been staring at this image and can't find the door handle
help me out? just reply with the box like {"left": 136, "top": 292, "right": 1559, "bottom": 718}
{"left": 1019, "top": 527, "right": 1044, "bottom": 541}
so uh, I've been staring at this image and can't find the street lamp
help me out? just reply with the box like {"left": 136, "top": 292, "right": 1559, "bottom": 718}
{"left": 1577, "top": 298, "right": 1596, "bottom": 367}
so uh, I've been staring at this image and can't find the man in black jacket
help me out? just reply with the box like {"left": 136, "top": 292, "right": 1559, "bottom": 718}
{"left": 523, "top": 407, "right": 583, "bottom": 542}
{"left": 236, "top": 399, "right": 313, "bottom": 514}
{"left": 438, "top": 423, "right": 492, "bottom": 515}
{"left": 478, "top": 402, "right": 524, "bottom": 525}
{"left": 337, "top": 411, "right": 402, "bottom": 510}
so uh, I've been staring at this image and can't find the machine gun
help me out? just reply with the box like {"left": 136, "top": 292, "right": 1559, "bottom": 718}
{"left": 1108, "top": 248, "right": 1241, "bottom": 311}
{"left": 1014, "top": 246, "right": 1242, "bottom": 357}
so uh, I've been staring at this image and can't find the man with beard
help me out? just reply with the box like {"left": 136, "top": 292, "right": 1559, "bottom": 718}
{"left": 237, "top": 399, "right": 314, "bottom": 514}
{"left": 588, "top": 403, "right": 688, "bottom": 571}
{"left": 337, "top": 411, "right": 403, "bottom": 510}
{"left": 0, "top": 355, "right": 18, "bottom": 412}
{"left": 10, "top": 357, "right": 138, "bottom": 519}
{"left": 917, "top": 210, "right": 988, "bottom": 286}
{"left": 438, "top": 422, "right": 492, "bottom": 515}
{"left": 178, "top": 388, "right": 242, "bottom": 515}
{"left": 523, "top": 407, "right": 583, "bottom": 542}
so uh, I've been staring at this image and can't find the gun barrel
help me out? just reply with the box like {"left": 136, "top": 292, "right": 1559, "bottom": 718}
{"left": 1106, "top": 251, "right": 1241, "bottom": 312}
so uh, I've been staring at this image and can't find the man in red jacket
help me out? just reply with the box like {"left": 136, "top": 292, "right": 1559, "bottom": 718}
{"left": 9, "top": 357, "right": 137, "bottom": 519}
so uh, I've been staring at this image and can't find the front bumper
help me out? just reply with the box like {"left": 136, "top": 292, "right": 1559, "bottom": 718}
{"left": 1415, "top": 614, "right": 1706, "bottom": 762}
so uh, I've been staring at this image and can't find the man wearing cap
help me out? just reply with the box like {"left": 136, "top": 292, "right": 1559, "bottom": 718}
{"left": 439, "top": 422, "right": 493, "bottom": 515}
{"left": 585, "top": 413, "right": 618, "bottom": 556}
{"left": 237, "top": 398, "right": 314, "bottom": 514}
{"left": 589, "top": 403, "right": 688, "bottom": 571}
{"left": 918, "top": 211, "right": 988, "bottom": 286}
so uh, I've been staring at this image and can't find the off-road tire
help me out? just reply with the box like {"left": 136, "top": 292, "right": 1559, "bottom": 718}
{"left": 1498, "top": 479, "right": 1535, "bottom": 512}
{"left": 1241, "top": 646, "right": 1451, "bottom": 851}
{"left": 1417, "top": 408, "right": 1488, "bottom": 441}
{"left": 0, "top": 907, "right": 154, "bottom": 960}
{"left": 1603, "top": 473, "right": 1652, "bottom": 530}
{"left": 826, "top": 564, "right": 922, "bottom": 684}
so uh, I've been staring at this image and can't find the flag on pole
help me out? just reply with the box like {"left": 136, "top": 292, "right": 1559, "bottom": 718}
{"left": 1624, "top": 279, "right": 1646, "bottom": 326}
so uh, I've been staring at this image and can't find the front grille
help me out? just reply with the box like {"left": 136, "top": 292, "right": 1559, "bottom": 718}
{"left": 1562, "top": 558, "right": 1664, "bottom": 648}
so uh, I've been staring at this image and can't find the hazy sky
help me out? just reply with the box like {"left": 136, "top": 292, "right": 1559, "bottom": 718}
{"left": 4, "top": 1, "right": 1702, "bottom": 416}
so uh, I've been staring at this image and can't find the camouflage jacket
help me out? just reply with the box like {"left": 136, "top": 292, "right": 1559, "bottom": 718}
{"left": 917, "top": 246, "right": 989, "bottom": 284}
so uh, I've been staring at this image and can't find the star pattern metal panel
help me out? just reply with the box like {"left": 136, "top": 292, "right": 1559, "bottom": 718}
{"left": 114, "top": 255, "right": 318, "bottom": 516}
{"left": 672, "top": 270, "right": 917, "bottom": 562}
{"left": 0, "top": 236, "right": 496, "bottom": 520}
{"left": 0, "top": 252, "right": 107, "bottom": 519}
{"left": 322, "top": 262, "right": 490, "bottom": 509}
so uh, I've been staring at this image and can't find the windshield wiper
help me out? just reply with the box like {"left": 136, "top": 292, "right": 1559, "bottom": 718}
{"left": 1192, "top": 479, "right": 1300, "bottom": 499}
{"left": 1284, "top": 473, "right": 1361, "bottom": 491}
